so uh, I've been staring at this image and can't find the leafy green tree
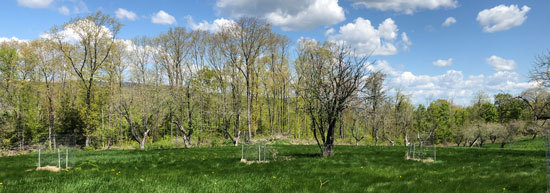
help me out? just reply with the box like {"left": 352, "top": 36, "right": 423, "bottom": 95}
{"left": 49, "top": 11, "right": 122, "bottom": 146}
{"left": 364, "top": 71, "right": 386, "bottom": 146}
{"left": 427, "top": 99, "right": 451, "bottom": 144}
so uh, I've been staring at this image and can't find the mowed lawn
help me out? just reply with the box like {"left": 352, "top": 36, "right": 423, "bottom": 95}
{"left": 0, "top": 143, "right": 545, "bottom": 193}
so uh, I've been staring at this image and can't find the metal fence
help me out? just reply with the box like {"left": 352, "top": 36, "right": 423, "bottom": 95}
{"left": 37, "top": 147, "right": 76, "bottom": 169}
{"left": 406, "top": 143, "right": 436, "bottom": 161}
{"left": 240, "top": 143, "right": 275, "bottom": 162}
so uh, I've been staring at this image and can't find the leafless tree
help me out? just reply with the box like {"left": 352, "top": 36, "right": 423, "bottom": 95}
{"left": 296, "top": 40, "right": 368, "bottom": 156}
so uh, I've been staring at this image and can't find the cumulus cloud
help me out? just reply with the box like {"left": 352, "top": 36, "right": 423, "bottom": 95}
{"left": 41, "top": 19, "right": 113, "bottom": 43}
{"left": 58, "top": 6, "right": 70, "bottom": 15}
{"left": 324, "top": 28, "right": 335, "bottom": 36}
{"left": 370, "top": 60, "right": 535, "bottom": 105}
{"left": 64, "top": 0, "right": 88, "bottom": 15}
{"left": 477, "top": 5, "right": 530, "bottom": 33}
{"left": 328, "top": 17, "right": 410, "bottom": 56}
{"left": 152, "top": 10, "right": 176, "bottom": 25}
{"left": 0, "top": 37, "right": 28, "bottom": 43}
{"left": 17, "top": 0, "right": 53, "bottom": 8}
{"left": 486, "top": 55, "right": 516, "bottom": 71}
{"left": 186, "top": 17, "right": 235, "bottom": 33}
{"left": 432, "top": 58, "right": 453, "bottom": 67}
{"left": 442, "top": 17, "right": 456, "bottom": 27}
{"left": 400, "top": 32, "right": 411, "bottom": 50}
{"left": 216, "top": 0, "right": 345, "bottom": 31}
{"left": 115, "top": 8, "right": 137, "bottom": 21}
{"left": 352, "top": 0, "right": 457, "bottom": 14}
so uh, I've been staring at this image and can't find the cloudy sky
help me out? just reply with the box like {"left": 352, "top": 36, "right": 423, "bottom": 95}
{"left": 1, "top": 0, "right": 548, "bottom": 105}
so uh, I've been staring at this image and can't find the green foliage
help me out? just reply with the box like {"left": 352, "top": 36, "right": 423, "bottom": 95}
{"left": 494, "top": 93, "right": 524, "bottom": 123}
{"left": 479, "top": 103, "right": 498, "bottom": 123}
{"left": 427, "top": 99, "right": 451, "bottom": 143}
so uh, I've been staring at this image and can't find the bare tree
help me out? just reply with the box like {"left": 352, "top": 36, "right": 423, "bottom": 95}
{"left": 296, "top": 40, "right": 367, "bottom": 156}
{"left": 531, "top": 51, "right": 550, "bottom": 87}
{"left": 518, "top": 87, "right": 550, "bottom": 139}
{"left": 119, "top": 37, "right": 160, "bottom": 150}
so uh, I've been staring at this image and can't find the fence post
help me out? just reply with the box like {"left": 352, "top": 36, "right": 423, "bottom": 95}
{"left": 57, "top": 149, "right": 61, "bottom": 168}
{"left": 38, "top": 149, "right": 41, "bottom": 168}
{"left": 434, "top": 143, "right": 437, "bottom": 161}
{"left": 65, "top": 149, "right": 68, "bottom": 169}
{"left": 412, "top": 144, "right": 415, "bottom": 159}
{"left": 258, "top": 145, "right": 261, "bottom": 161}
{"left": 241, "top": 144, "right": 244, "bottom": 160}
{"left": 420, "top": 143, "right": 423, "bottom": 159}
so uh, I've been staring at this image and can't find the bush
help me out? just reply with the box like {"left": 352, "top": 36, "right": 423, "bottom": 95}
{"left": 147, "top": 139, "right": 177, "bottom": 149}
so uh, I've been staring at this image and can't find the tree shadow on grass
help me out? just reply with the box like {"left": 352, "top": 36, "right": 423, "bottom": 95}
{"left": 283, "top": 153, "right": 322, "bottom": 158}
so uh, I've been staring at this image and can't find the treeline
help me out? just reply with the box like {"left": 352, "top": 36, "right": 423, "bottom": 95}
{"left": 0, "top": 12, "right": 548, "bottom": 152}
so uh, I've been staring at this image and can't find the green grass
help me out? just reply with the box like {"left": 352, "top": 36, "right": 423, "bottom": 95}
{"left": 482, "top": 137, "right": 546, "bottom": 150}
{"left": 0, "top": 140, "right": 546, "bottom": 192}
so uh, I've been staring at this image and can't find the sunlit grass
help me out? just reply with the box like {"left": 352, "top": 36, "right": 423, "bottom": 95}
{"left": 0, "top": 140, "right": 545, "bottom": 192}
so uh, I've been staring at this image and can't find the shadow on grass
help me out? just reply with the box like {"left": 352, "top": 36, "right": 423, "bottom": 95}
{"left": 283, "top": 153, "right": 323, "bottom": 158}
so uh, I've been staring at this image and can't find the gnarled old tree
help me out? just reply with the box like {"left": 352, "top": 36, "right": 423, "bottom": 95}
{"left": 207, "top": 29, "right": 242, "bottom": 145}
{"left": 296, "top": 40, "right": 367, "bottom": 156}
{"left": 531, "top": 51, "right": 550, "bottom": 88}
{"left": 394, "top": 90, "right": 414, "bottom": 146}
{"left": 153, "top": 27, "right": 194, "bottom": 147}
{"left": 49, "top": 11, "right": 122, "bottom": 146}
{"left": 519, "top": 88, "right": 550, "bottom": 139}
{"left": 119, "top": 37, "right": 160, "bottom": 150}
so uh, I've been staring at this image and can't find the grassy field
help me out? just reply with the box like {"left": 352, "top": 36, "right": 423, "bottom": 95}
{"left": 0, "top": 140, "right": 546, "bottom": 193}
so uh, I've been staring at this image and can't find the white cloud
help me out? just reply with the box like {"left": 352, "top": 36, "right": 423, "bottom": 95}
{"left": 17, "top": 0, "right": 53, "bottom": 8}
{"left": 41, "top": 19, "right": 113, "bottom": 43}
{"left": 216, "top": 0, "right": 345, "bottom": 31}
{"left": 0, "top": 37, "right": 28, "bottom": 43}
{"left": 442, "top": 17, "right": 456, "bottom": 27}
{"left": 400, "top": 32, "right": 411, "bottom": 50}
{"left": 115, "top": 8, "right": 137, "bottom": 21}
{"left": 328, "top": 17, "right": 410, "bottom": 56}
{"left": 352, "top": 0, "right": 457, "bottom": 14}
{"left": 324, "top": 28, "right": 335, "bottom": 36}
{"left": 432, "top": 58, "right": 453, "bottom": 67}
{"left": 58, "top": 6, "right": 70, "bottom": 15}
{"left": 371, "top": 60, "right": 535, "bottom": 105}
{"left": 186, "top": 17, "right": 235, "bottom": 33}
{"left": 486, "top": 55, "right": 516, "bottom": 71}
{"left": 152, "top": 10, "right": 176, "bottom": 25}
{"left": 66, "top": 0, "right": 88, "bottom": 15}
{"left": 477, "top": 5, "right": 530, "bottom": 33}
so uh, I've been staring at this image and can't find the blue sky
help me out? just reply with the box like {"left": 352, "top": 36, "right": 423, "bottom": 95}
{"left": 1, "top": 0, "right": 548, "bottom": 105}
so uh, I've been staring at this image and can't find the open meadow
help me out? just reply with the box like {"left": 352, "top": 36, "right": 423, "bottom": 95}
{"left": 0, "top": 139, "right": 545, "bottom": 193}
{"left": 2, "top": 1, "right": 550, "bottom": 192}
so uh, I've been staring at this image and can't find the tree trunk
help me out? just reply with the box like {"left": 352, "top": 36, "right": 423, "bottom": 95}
{"left": 469, "top": 136, "right": 479, "bottom": 148}
{"left": 403, "top": 126, "right": 409, "bottom": 146}
{"left": 247, "top": 80, "right": 252, "bottom": 142}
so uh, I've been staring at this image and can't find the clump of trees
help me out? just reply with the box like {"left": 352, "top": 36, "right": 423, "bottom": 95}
{"left": 0, "top": 11, "right": 547, "bottom": 155}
